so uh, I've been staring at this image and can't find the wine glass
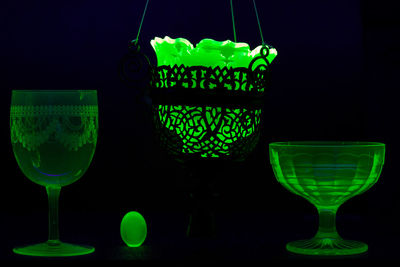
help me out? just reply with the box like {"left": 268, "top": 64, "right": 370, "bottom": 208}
{"left": 10, "top": 90, "right": 98, "bottom": 256}
{"left": 269, "top": 141, "right": 385, "bottom": 256}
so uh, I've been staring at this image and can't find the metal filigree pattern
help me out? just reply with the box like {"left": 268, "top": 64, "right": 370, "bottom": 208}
{"left": 152, "top": 64, "right": 266, "bottom": 93}
{"left": 10, "top": 105, "right": 98, "bottom": 151}
{"left": 153, "top": 105, "right": 262, "bottom": 160}
{"left": 151, "top": 45, "right": 270, "bottom": 97}
{"left": 151, "top": 46, "right": 271, "bottom": 160}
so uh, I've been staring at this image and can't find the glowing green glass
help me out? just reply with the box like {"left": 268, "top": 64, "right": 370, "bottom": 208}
{"left": 151, "top": 36, "right": 277, "bottom": 68}
{"left": 120, "top": 211, "right": 147, "bottom": 247}
{"left": 11, "top": 90, "right": 98, "bottom": 257}
{"left": 158, "top": 105, "right": 261, "bottom": 157}
{"left": 269, "top": 141, "right": 385, "bottom": 256}
{"left": 151, "top": 37, "right": 276, "bottom": 158}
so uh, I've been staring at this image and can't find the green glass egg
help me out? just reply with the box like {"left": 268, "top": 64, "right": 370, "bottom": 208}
{"left": 120, "top": 211, "right": 147, "bottom": 247}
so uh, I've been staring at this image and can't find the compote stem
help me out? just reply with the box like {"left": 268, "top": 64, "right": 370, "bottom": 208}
{"left": 315, "top": 206, "right": 340, "bottom": 239}
{"left": 46, "top": 186, "right": 61, "bottom": 245}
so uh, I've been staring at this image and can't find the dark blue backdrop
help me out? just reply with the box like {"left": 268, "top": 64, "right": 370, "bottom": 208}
{"left": 1, "top": 0, "right": 399, "bottom": 261}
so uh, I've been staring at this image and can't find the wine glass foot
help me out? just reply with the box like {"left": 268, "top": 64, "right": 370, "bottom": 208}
{"left": 13, "top": 241, "right": 95, "bottom": 257}
{"left": 286, "top": 237, "right": 368, "bottom": 256}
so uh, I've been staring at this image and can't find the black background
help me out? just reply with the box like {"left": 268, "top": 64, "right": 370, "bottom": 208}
{"left": 1, "top": 0, "right": 399, "bottom": 263}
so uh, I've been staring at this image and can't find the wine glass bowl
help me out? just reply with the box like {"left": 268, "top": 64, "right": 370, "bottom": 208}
{"left": 10, "top": 90, "right": 98, "bottom": 256}
{"left": 269, "top": 141, "right": 385, "bottom": 256}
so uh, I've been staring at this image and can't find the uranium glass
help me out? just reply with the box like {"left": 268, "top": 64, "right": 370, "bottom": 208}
{"left": 10, "top": 90, "right": 98, "bottom": 257}
{"left": 151, "top": 36, "right": 277, "bottom": 159}
{"left": 156, "top": 106, "right": 262, "bottom": 158}
{"left": 120, "top": 211, "right": 147, "bottom": 247}
{"left": 150, "top": 36, "right": 277, "bottom": 68}
{"left": 269, "top": 141, "right": 385, "bottom": 256}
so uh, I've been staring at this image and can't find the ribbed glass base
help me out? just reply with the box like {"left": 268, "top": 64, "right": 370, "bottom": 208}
{"left": 286, "top": 237, "right": 367, "bottom": 256}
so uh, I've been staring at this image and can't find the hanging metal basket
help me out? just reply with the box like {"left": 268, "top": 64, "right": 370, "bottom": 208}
{"left": 119, "top": 0, "right": 277, "bottom": 163}
{"left": 119, "top": 0, "right": 277, "bottom": 238}
{"left": 149, "top": 44, "right": 272, "bottom": 162}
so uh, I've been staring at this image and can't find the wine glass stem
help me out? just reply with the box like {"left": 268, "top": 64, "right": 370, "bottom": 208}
{"left": 315, "top": 207, "right": 339, "bottom": 239}
{"left": 46, "top": 186, "right": 61, "bottom": 245}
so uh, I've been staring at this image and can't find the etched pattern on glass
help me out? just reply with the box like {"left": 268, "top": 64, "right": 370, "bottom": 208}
{"left": 10, "top": 105, "right": 98, "bottom": 152}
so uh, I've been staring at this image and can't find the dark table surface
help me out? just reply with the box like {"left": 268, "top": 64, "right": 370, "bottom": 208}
{"left": 1, "top": 207, "right": 399, "bottom": 264}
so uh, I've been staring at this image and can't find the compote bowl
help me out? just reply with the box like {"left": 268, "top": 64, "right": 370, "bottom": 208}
{"left": 10, "top": 90, "right": 98, "bottom": 256}
{"left": 269, "top": 141, "right": 385, "bottom": 255}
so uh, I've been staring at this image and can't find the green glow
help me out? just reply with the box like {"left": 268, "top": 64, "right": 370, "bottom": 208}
{"left": 11, "top": 90, "right": 97, "bottom": 257}
{"left": 269, "top": 141, "right": 385, "bottom": 255}
{"left": 158, "top": 105, "right": 261, "bottom": 158}
{"left": 120, "top": 211, "right": 147, "bottom": 247}
{"left": 151, "top": 37, "right": 273, "bottom": 158}
{"left": 150, "top": 36, "right": 277, "bottom": 68}
{"left": 12, "top": 242, "right": 94, "bottom": 257}
{"left": 11, "top": 104, "right": 98, "bottom": 187}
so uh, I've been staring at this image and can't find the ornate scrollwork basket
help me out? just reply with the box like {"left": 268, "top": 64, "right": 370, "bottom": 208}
{"left": 119, "top": 36, "right": 276, "bottom": 237}
{"left": 150, "top": 46, "right": 271, "bottom": 163}
{"left": 120, "top": 38, "right": 274, "bottom": 163}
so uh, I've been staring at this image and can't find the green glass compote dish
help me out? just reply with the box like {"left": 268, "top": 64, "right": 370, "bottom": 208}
{"left": 10, "top": 90, "right": 98, "bottom": 257}
{"left": 269, "top": 141, "right": 385, "bottom": 256}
